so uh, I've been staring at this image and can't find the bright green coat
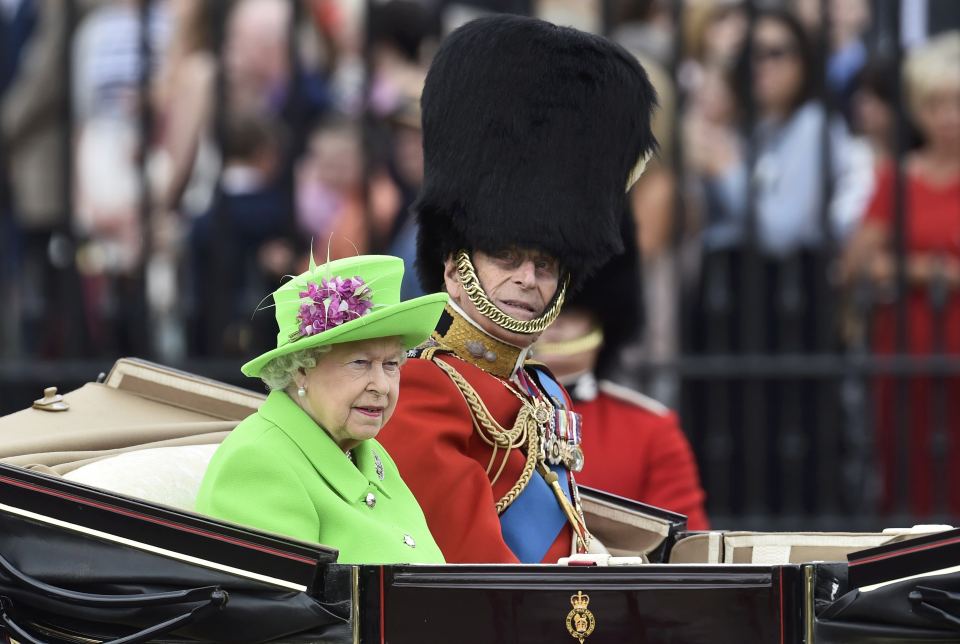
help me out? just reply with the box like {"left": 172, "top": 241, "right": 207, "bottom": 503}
{"left": 195, "top": 390, "right": 444, "bottom": 564}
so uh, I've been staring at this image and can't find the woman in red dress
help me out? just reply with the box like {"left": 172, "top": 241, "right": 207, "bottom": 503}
{"left": 843, "top": 32, "right": 960, "bottom": 517}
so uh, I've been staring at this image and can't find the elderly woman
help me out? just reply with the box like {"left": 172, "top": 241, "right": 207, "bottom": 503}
{"left": 842, "top": 32, "right": 960, "bottom": 517}
{"left": 195, "top": 255, "right": 448, "bottom": 563}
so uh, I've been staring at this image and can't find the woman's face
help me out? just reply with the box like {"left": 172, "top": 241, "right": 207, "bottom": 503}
{"left": 695, "top": 66, "right": 737, "bottom": 125}
{"left": 535, "top": 309, "right": 599, "bottom": 381}
{"left": 295, "top": 338, "right": 405, "bottom": 451}
{"left": 225, "top": 0, "right": 291, "bottom": 95}
{"left": 310, "top": 129, "right": 363, "bottom": 192}
{"left": 703, "top": 7, "right": 748, "bottom": 65}
{"left": 852, "top": 87, "right": 894, "bottom": 151}
{"left": 393, "top": 125, "right": 424, "bottom": 189}
{"left": 914, "top": 85, "right": 960, "bottom": 152}
{"left": 752, "top": 18, "right": 805, "bottom": 116}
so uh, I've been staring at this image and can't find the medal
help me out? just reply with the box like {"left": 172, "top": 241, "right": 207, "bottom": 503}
{"left": 570, "top": 445, "right": 584, "bottom": 473}
{"left": 550, "top": 408, "right": 584, "bottom": 472}
{"left": 515, "top": 371, "right": 584, "bottom": 472}
{"left": 548, "top": 436, "right": 563, "bottom": 464}
{"left": 533, "top": 403, "right": 552, "bottom": 425}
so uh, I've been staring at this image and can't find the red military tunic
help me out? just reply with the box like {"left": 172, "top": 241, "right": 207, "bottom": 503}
{"left": 379, "top": 353, "right": 575, "bottom": 563}
{"left": 573, "top": 377, "right": 710, "bottom": 530}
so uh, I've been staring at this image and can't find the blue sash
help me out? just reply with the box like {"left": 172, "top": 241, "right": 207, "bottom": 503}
{"left": 531, "top": 367, "right": 571, "bottom": 411}
{"left": 498, "top": 368, "right": 573, "bottom": 562}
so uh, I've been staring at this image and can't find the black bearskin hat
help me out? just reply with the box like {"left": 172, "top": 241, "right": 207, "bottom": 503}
{"left": 415, "top": 14, "right": 657, "bottom": 293}
{"left": 563, "top": 207, "right": 644, "bottom": 379}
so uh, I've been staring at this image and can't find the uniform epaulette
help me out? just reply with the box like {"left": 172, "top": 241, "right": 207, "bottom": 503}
{"left": 407, "top": 339, "right": 444, "bottom": 360}
{"left": 598, "top": 380, "right": 671, "bottom": 417}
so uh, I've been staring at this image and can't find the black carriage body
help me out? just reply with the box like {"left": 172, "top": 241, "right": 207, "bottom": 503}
{"left": 3, "top": 459, "right": 960, "bottom": 643}
{"left": 356, "top": 564, "right": 803, "bottom": 644}
{"left": 0, "top": 463, "right": 808, "bottom": 643}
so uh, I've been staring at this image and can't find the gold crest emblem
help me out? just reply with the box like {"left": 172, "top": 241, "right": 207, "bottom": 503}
{"left": 565, "top": 591, "right": 596, "bottom": 643}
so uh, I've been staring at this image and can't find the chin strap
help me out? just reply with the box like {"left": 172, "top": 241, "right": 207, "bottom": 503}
{"left": 455, "top": 250, "right": 569, "bottom": 335}
{"left": 534, "top": 326, "right": 604, "bottom": 357}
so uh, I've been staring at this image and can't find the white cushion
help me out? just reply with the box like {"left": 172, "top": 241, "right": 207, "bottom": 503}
{"left": 64, "top": 444, "right": 219, "bottom": 510}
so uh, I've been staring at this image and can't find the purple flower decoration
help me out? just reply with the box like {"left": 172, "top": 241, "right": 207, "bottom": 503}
{"left": 293, "top": 276, "right": 373, "bottom": 341}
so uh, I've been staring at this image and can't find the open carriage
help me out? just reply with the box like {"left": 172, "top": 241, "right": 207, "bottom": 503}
{"left": 1, "top": 359, "right": 957, "bottom": 643}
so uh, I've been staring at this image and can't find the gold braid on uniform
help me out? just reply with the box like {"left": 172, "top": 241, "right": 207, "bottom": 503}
{"left": 426, "top": 347, "right": 545, "bottom": 514}
{"left": 455, "top": 250, "right": 569, "bottom": 334}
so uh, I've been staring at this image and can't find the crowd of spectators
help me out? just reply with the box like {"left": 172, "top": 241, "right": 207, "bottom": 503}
{"left": 1, "top": 0, "right": 959, "bottom": 520}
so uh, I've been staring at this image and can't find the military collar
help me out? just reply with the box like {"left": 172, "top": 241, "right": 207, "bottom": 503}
{"left": 432, "top": 301, "right": 531, "bottom": 379}
{"left": 257, "top": 390, "right": 391, "bottom": 502}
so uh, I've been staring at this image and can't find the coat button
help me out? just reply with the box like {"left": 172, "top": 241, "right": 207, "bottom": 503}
{"left": 403, "top": 534, "right": 416, "bottom": 548}
{"left": 365, "top": 493, "right": 376, "bottom": 508}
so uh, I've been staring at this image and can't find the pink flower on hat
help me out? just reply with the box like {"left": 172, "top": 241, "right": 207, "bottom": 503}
{"left": 295, "top": 276, "right": 374, "bottom": 339}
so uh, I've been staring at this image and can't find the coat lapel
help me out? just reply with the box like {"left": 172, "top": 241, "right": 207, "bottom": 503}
{"left": 257, "top": 391, "right": 390, "bottom": 502}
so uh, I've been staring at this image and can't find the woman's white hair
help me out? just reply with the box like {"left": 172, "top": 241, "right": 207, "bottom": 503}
{"left": 260, "top": 345, "right": 332, "bottom": 391}
{"left": 904, "top": 31, "right": 960, "bottom": 120}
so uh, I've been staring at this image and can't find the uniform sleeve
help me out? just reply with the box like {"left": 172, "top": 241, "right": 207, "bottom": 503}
{"left": 378, "top": 359, "right": 521, "bottom": 563}
{"left": 196, "top": 437, "right": 320, "bottom": 543}
{"left": 640, "top": 413, "right": 711, "bottom": 531}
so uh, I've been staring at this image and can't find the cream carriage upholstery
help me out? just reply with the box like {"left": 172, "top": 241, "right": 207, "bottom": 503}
{"left": 667, "top": 527, "right": 951, "bottom": 565}
{"left": 63, "top": 443, "right": 220, "bottom": 511}
{"left": 0, "top": 359, "right": 259, "bottom": 510}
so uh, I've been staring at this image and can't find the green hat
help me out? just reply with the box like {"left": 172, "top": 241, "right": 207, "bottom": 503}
{"left": 242, "top": 255, "right": 448, "bottom": 377}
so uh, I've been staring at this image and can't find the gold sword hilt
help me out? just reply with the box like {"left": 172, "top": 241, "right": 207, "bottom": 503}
{"left": 538, "top": 463, "right": 591, "bottom": 552}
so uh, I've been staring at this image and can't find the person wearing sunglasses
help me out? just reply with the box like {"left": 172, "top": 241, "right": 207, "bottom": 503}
{"left": 694, "top": 7, "right": 872, "bottom": 258}
{"left": 684, "top": 9, "right": 874, "bottom": 494}
{"left": 376, "top": 15, "right": 658, "bottom": 564}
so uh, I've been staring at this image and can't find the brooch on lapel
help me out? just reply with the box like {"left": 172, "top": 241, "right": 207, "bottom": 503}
{"left": 374, "top": 452, "right": 384, "bottom": 480}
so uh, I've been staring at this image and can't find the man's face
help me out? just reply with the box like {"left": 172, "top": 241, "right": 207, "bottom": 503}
{"left": 535, "top": 309, "right": 599, "bottom": 381}
{"left": 443, "top": 248, "right": 561, "bottom": 348}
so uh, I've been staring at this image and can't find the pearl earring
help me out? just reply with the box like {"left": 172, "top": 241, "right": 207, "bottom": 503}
{"left": 297, "top": 386, "right": 306, "bottom": 398}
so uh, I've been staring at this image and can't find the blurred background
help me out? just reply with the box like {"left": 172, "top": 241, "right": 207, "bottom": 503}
{"left": 1, "top": 0, "right": 959, "bottom": 531}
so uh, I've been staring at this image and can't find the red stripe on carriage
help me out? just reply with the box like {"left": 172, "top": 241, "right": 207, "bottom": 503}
{"left": 0, "top": 474, "right": 319, "bottom": 565}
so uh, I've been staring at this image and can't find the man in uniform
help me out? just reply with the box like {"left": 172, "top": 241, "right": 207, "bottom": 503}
{"left": 535, "top": 214, "right": 710, "bottom": 530}
{"left": 377, "top": 14, "right": 657, "bottom": 563}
